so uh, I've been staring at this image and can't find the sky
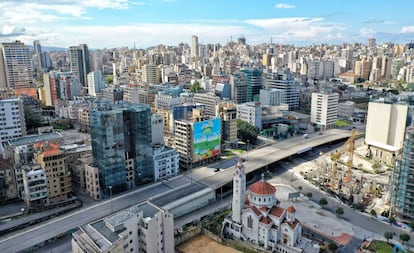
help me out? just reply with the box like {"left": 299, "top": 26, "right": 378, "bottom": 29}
{"left": 1, "top": 0, "right": 414, "bottom": 49}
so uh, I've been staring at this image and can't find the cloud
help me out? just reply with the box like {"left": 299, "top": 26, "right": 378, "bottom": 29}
{"left": 275, "top": 3, "right": 296, "bottom": 9}
{"left": 0, "top": 24, "right": 26, "bottom": 37}
{"left": 401, "top": 26, "right": 414, "bottom": 33}
{"left": 245, "top": 17, "right": 324, "bottom": 29}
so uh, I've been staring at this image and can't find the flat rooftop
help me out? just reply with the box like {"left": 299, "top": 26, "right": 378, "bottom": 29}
{"left": 6, "top": 133, "right": 62, "bottom": 146}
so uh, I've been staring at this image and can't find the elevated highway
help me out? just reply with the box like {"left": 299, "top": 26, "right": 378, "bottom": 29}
{"left": 0, "top": 129, "right": 357, "bottom": 252}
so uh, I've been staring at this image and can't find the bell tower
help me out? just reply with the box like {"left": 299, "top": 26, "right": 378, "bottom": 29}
{"left": 232, "top": 158, "right": 246, "bottom": 223}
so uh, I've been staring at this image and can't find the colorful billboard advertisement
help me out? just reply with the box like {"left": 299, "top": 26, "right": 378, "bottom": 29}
{"left": 193, "top": 118, "right": 221, "bottom": 162}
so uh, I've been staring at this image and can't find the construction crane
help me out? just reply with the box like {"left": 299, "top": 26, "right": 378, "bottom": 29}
{"left": 330, "top": 128, "right": 357, "bottom": 190}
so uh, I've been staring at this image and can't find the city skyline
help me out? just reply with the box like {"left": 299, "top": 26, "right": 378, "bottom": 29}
{"left": 1, "top": 0, "right": 414, "bottom": 49}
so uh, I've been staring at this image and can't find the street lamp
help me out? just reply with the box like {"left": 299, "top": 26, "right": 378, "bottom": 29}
{"left": 109, "top": 186, "right": 113, "bottom": 213}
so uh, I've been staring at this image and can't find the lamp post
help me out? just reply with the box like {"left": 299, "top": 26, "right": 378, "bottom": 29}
{"left": 109, "top": 186, "right": 113, "bottom": 213}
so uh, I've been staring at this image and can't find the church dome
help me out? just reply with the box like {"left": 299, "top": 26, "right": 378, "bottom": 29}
{"left": 249, "top": 180, "right": 276, "bottom": 195}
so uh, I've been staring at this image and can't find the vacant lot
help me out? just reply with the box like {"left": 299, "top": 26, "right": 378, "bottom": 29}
{"left": 177, "top": 234, "right": 241, "bottom": 253}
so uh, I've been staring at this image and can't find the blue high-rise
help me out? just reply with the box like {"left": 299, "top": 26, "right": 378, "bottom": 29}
{"left": 90, "top": 101, "right": 153, "bottom": 196}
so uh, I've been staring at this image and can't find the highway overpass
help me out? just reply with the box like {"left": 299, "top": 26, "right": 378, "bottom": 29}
{"left": 0, "top": 129, "right": 356, "bottom": 252}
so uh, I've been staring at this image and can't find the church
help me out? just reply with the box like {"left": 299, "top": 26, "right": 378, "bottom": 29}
{"left": 223, "top": 158, "right": 304, "bottom": 253}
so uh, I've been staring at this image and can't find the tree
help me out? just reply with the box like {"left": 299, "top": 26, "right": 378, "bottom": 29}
{"left": 237, "top": 119, "right": 260, "bottom": 144}
{"left": 189, "top": 81, "right": 202, "bottom": 93}
{"left": 319, "top": 198, "right": 328, "bottom": 208}
{"left": 335, "top": 207, "right": 344, "bottom": 217}
{"left": 298, "top": 186, "right": 303, "bottom": 191}
{"left": 400, "top": 233, "right": 410, "bottom": 244}
{"left": 24, "top": 106, "right": 43, "bottom": 131}
{"left": 370, "top": 209, "right": 377, "bottom": 216}
{"left": 372, "top": 160, "right": 381, "bottom": 173}
{"left": 384, "top": 231, "right": 393, "bottom": 243}
{"left": 328, "top": 242, "right": 338, "bottom": 251}
{"left": 389, "top": 216, "right": 396, "bottom": 224}
{"left": 409, "top": 221, "right": 414, "bottom": 230}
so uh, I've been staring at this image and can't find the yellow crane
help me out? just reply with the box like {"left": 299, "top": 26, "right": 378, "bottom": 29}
{"left": 330, "top": 128, "right": 357, "bottom": 190}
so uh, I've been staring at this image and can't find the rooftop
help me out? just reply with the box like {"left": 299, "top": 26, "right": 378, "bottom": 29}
{"left": 6, "top": 133, "right": 62, "bottom": 147}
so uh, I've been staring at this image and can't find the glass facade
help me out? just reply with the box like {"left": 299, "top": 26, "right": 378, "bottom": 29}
{"left": 90, "top": 102, "right": 153, "bottom": 196}
{"left": 391, "top": 125, "right": 414, "bottom": 221}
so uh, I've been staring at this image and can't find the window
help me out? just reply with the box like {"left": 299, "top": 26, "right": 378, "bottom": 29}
{"left": 247, "top": 215, "right": 253, "bottom": 229}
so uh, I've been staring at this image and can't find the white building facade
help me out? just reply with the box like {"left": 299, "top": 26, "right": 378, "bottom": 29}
{"left": 237, "top": 102, "right": 262, "bottom": 130}
{"left": 0, "top": 98, "right": 26, "bottom": 154}
{"left": 87, "top": 70, "right": 104, "bottom": 97}
{"left": 153, "top": 145, "right": 179, "bottom": 182}
{"left": 310, "top": 91, "right": 339, "bottom": 129}
{"left": 72, "top": 202, "right": 174, "bottom": 253}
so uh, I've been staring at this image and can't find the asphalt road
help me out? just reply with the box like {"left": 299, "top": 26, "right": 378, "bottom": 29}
{"left": 0, "top": 176, "right": 190, "bottom": 253}
{"left": 275, "top": 161, "right": 414, "bottom": 250}
{"left": 0, "top": 129, "right": 360, "bottom": 252}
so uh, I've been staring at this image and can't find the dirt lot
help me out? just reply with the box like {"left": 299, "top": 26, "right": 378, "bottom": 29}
{"left": 177, "top": 234, "right": 241, "bottom": 253}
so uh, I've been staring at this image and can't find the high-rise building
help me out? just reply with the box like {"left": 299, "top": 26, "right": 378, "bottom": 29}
{"left": 310, "top": 91, "right": 339, "bottom": 130}
{"left": 90, "top": 102, "right": 153, "bottom": 195}
{"left": 264, "top": 70, "right": 300, "bottom": 110}
{"left": 0, "top": 41, "right": 34, "bottom": 89}
{"left": 216, "top": 102, "right": 238, "bottom": 148}
{"left": 237, "top": 102, "right": 262, "bottom": 130}
{"left": 193, "top": 93, "right": 220, "bottom": 117}
{"left": 240, "top": 69, "right": 263, "bottom": 102}
{"left": 230, "top": 71, "right": 248, "bottom": 104}
{"left": 260, "top": 88, "right": 285, "bottom": 106}
{"left": 42, "top": 71, "right": 81, "bottom": 104}
{"left": 72, "top": 202, "right": 174, "bottom": 253}
{"left": 366, "top": 100, "right": 408, "bottom": 165}
{"left": 142, "top": 64, "right": 158, "bottom": 84}
{"left": 69, "top": 44, "right": 90, "bottom": 92}
{"left": 0, "top": 98, "right": 26, "bottom": 154}
{"left": 367, "top": 38, "right": 376, "bottom": 48}
{"left": 174, "top": 116, "right": 221, "bottom": 170}
{"left": 191, "top": 35, "right": 199, "bottom": 59}
{"left": 391, "top": 125, "right": 414, "bottom": 222}
{"left": 87, "top": 70, "right": 104, "bottom": 97}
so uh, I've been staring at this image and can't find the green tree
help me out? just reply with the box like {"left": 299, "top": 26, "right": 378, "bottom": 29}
{"left": 409, "top": 221, "right": 414, "bottom": 229}
{"left": 400, "top": 233, "right": 410, "bottom": 244}
{"left": 370, "top": 209, "right": 377, "bottom": 216}
{"left": 384, "top": 231, "right": 393, "bottom": 243}
{"left": 105, "top": 75, "right": 113, "bottom": 84}
{"left": 319, "top": 198, "right": 328, "bottom": 208}
{"left": 328, "top": 242, "right": 338, "bottom": 251}
{"left": 237, "top": 119, "right": 260, "bottom": 144}
{"left": 189, "top": 81, "right": 202, "bottom": 93}
{"left": 389, "top": 216, "right": 396, "bottom": 224}
{"left": 24, "top": 106, "right": 43, "bottom": 131}
{"left": 335, "top": 207, "right": 344, "bottom": 217}
{"left": 372, "top": 160, "right": 381, "bottom": 173}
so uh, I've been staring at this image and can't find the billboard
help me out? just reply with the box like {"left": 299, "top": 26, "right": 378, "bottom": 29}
{"left": 193, "top": 118, "right": 221, "bottom": 162}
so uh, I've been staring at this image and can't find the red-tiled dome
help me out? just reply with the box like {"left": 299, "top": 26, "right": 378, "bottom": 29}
{"left": 286, "top": 206, "right": 296, "bottom": 213}
{"left": 249, "top": 180, "right": 276, "bottom": 195}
